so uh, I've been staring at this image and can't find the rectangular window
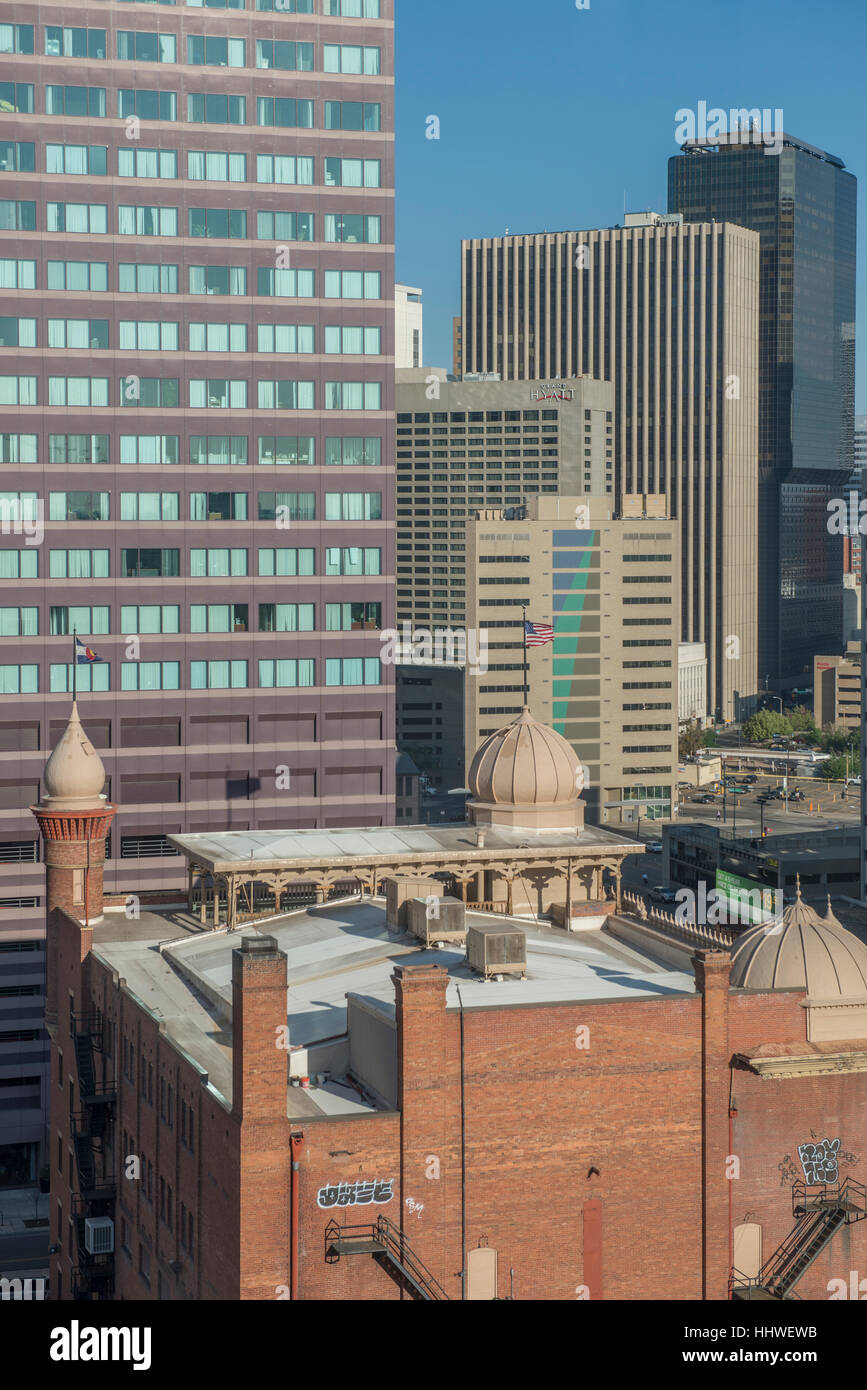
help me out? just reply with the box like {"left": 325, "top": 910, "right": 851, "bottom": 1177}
{"left": 45, "top": 86, "right": 106, "bottom": 117}
{"left": 324, "top": 0, "right": 380, "bottom": 13}
{"left": 324, "top": 270, "right": 381, "bottom": 299}
{"left": 189, "top": 436, "right": 247, "bottom": 467}
{"left": 46, "top": 261, "right": 108, "bottom": 293}
{"left": 121, "top": 377, "right": 179, "bottom": 407}
{"left": 118, "top": 264, "right": 178, "bottom": 294}
{"left": 189, "top": 549, "right": 248, "bottom": 577}
{"left": 46, "top": 202, "right": 108, "bottom": 235}
{"left": 189, "top": 322, "right": 247, "bottom": 352}
{"left": 49, "top": 434, "right": 109, "bottom": 465}
{"left": 324, "top": 101, "right": 381, "bottom": 131}
{"left": 0, "top": 434, "right": 38, "bottom": 463}
{"left": 255, "top": 40, "right": 313, "bottom": 69}
{"left": 258, "top": 603, "right": 313, "bottom": 633}
{"left": 0, "top": 376, "right": 37, "bottom": 405}
{"left": 190, "top": 603, "right": 248, "bottom": 633}
{"left": 323, "top": 213, "right": 380, "bottom": 244}
{"left": 0, "top": 83, "right": 34, "bottom": 113}
{"left": 323, "top": 158, "right": 381, "bottom": 188}
{"left": 258, "top": 548, "right": 314, "bottom": 577}
{"left": 117, "top": 30, "right": 177, "bottom": 62}
{"left": 256, "top": 155, "right": 314, "bottom": 186}
{"left": 118, "top": 321, "right": 178, "bottom": 351}
{"left": 324, "top": 437, "right": 381, "bottom": 466}
{"left": 189, "top": 492, "right": 247, "bottom": 521}
{"left": 46, "top": 145, "right": 107, "bottom": 176}
{"left": 190, "top": 660, "right": 248, "bottom": 689}
{"left": 0, "top": 142, "right": 35, "bottom": 173}
{"left": 49, "top": 492, "right": 110, "bottom": 522}
{"left": 121, "top": 548, "right": 179, "bottom": 578}
{"left": 121, "top": 661, "right": 179, "bottom": 691}
{"left": 48, "top": 377, "right": 108, "bottom": 408}
{"left": 49, "top": 550, "right": 110, "bottom": 579}
{"left": 258, "top": 659, "right": 314, "bottom": 688}
{"left": 0, "top": 665, "right": 38, "bottom": 694}
{"left": 188, "top": 265, "right": 247, "bottom": 295}
{"left": 325, "top": 381, "right": 381, "bottom": 411}
{"left": 189, "top": 207, "right": 246, "bottom": 239}
{"left": 0, "top": 25, "right": 34, "bottom": 55}
{"left": 187, "top": 93, "right": 246, "bottom": 124}
{"left": 325, "top": 601, "right": 381, "bottom": 631}
{"left": 120, "top": 492, "right": 178, "bottom": 521}
{"left": 118, "top": 435, "right": 178, "bottom": 466}
{"left": 325, "top": 657, "right": 381, "bottom": 686}
{"left": 256, "top": 324, "right": 314, "bottom": 354}
{"left": 45, "top": 26, "right": 105, "bottom": 58}
{"left": 118, "top": 205, "right": 178, "bottom": 236}
{"left": 256, "top": 97, "right": 313, "bottom": 128}
{"left": 323, "top": 44, "right": 380, "bottom": 74}
{"left": 118, "top": 147, "right": 178, "bottom": 179}
{"left": 0, "top": 201, "right": 36, "bottom": 231}
{"left": 256, "top": 211, "right": 314, "bottom": 242}
{"left": 324, "top": 547, "right": 380, "bottom": 576}
{"left": 256, "top": 0, "right": 312, "bottom": 10}
{"left": 120, "top": 606, "right": 179, "bottom": 635}
{"left": 257, "top": 492, "right": 315, "bottom": 522}
{"left": 0, "top": 551, "right": 38, "bottom": 579}
{"left": 324, "top": 326, "right": 381, "bottom": 355}
{"left": 0, "top": 259, "right": 35, "bottom": 290}
{"left": 324, "top": 492, "right": 381, "bottom": 520}
{"left": 256, "top": 268, "right": 315, "bottom": 297}
{"left": 257, "top": 436, "right": 314, "bottom": 467}
{"left": 189, "top": 379, "right": 247, "bottom": 409}
{"left": 257, "top": 380, "right": 314, "bottom": 410}
{"left": 186, "top": 35, "right": 245, "bottom": 66}
{"left": 187, "top": 150, "right": 246, "bottom": 182}
{"left": 0, "top": 317, "right": 37, "bottom": 348}
{"left": 118, "top": 89, "right": 177, "bottom": 121}
{"left": 50, "top": 606, "right": 109, "bottom": 636}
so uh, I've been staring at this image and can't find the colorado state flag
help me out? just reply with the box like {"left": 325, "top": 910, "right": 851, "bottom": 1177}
{"left": 75, "top": 637, "right": 105, "bottom": 665}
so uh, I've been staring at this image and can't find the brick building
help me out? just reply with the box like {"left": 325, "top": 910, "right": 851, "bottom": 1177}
{"left": 37, "top": 702, "right": 867, "bottom": 1300}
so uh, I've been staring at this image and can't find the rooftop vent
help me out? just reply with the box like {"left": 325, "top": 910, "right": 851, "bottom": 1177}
{"left": 466, "top": 923, "right": 527, "bottom": 981}
{"left": 407, "top": 895, "right": 466, "bottom": 947}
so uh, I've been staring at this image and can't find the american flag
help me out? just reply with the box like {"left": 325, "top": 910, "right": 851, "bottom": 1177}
{"left": 524, "top": 620, "right": 554, "bottom": 647}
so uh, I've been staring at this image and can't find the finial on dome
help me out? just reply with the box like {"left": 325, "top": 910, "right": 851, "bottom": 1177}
{"left": 795, "top": 874, "right": 802, "bottom": 900}
{"left": 41, "top": 701, "right": 107, "bottom": 811}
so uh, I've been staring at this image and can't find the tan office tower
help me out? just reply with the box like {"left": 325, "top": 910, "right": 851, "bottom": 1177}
{"left": 459, "top": 214, "right": 760, "bottom": 721}
{"left": 465, "top": 495, "right": 680, "bottom": 825}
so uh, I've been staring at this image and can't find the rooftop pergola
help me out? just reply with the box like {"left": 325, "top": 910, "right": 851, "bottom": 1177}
{"left": 168, "top": 823, "right": 636, "bottom": 930}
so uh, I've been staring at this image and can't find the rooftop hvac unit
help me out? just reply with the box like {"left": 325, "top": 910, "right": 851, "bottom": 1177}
{"left": 406, "top": 895, "right": 466, "bottom": 947}
{"left": 84, "top": 1216, "right": 114, "bottom": 1256}
{"left": 466, "top": 923, "right": 527, "bottom": 980}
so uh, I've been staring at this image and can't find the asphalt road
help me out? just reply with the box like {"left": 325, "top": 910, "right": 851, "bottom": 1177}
{"left": 0, "top": 1229, "right": 50, "bottom": 1277}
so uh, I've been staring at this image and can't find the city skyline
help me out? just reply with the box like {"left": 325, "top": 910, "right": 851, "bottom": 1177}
{"left": 396, "top": 0, "right": 866, "bottom": 406}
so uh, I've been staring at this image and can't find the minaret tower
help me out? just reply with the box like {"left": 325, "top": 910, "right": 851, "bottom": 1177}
{"left": 30, "top": 703, "right": 116, "bottom": 1037}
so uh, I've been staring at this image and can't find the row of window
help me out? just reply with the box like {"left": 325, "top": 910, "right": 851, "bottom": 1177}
{"left": 0, "top": 376, "right": 385, "bottom": 410}
{"left": 89, "top": 0, "right": 377, "bottom": 11}
{"left": 0, "top": 658, "right": 383, "bottom": 693}
{"left": 0, "top": 546, "right": 383, "bottom": 578}
{"left": 1, "top": 600, "right": 382, "bottom": 636}
{"left": 0, "top": 433, "right": 382, "bottom": 467}
{"left": 0, "top": 25, "right": 382, "bottom": 71}
{"left": 398, "top": 410, "right": 559, "bottom": 424}
{"left": 0, "top": 144, "right": 383, "bottom": 187}
{"left": 2, "top": 200, "right": 381, "bottom": 245}
{"left": 4, "top": 490, "right": 383, "bottom": 522}
{"left": 0, "top": 318, "right": 384, "bottom": 356}
{"left": 0, "top": 259, "right": 383, "bottom": 300}
{"left": 1, "top": 86, "right": 382, "bottom": 128}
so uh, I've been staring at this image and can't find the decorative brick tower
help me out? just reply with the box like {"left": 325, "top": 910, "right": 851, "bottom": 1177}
{"left": 30, "top": 702, "right": 116, "bottom": 1038}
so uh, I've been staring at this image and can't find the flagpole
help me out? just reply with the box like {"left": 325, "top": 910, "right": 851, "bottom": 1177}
{"left": 521, "top": 600, "right": 529, "bottom": 709}
{"left": 72, "top": 626, "right": 77, "bottom": 705}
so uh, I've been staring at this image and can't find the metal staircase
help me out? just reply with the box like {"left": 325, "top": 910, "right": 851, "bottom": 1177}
{"left": 70, "top": 1010, "right": 117, "bottom": 1298}
{"left": 324, "top": 1216, "right": 450, "bottom": 1300}
{"left": 731, "top": 1179, "right": 867, "bottom": 1300}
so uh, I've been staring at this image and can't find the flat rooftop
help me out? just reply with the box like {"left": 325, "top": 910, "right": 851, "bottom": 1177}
{"left": 91, "top": 899, "right": 695, "bottom": 1119}
{"left": 168, "top": 822, "right": 634, "bottom": 873}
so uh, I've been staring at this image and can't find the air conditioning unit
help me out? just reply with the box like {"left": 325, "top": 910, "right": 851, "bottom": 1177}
{"left": 84, "top": 1216, "right": 114, "bottom": 1255}
{"left": 406, "top": 895, "right": 466, "bottom": 947}
{"left": 466, "top": 923, "right": 527, "bottom": 980}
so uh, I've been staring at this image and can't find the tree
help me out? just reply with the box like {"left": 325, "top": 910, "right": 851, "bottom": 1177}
{"left": 701, "top": 729, "right": 717, "bottom": 748}
{"left": 821, "top": 723, "right": 860, "bottom": 755}
{"left": 678, "top": 719, "right": 704, "bottom": 760}
{"left": 823, "top": 747, "right": 860, "bottom": 782}
{"left": 742, "top": 710, "right": 793, "bottom": 743}
{"left": 787, "top": 705, "right": 818, "bottom": 739}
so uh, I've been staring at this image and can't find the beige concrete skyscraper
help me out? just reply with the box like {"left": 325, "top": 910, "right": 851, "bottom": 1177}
{"left": 460, "top": 213, "right": 760, "bottom": 720}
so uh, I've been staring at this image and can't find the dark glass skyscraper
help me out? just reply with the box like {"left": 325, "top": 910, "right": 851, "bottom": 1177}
{"left": 669, "top": 133, "right": 856, "bottom": 693}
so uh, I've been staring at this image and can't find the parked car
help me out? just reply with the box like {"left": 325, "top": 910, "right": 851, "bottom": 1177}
{"left": 645, "top": 840, "right": 663, "bottom": 854}
{"left": 694, "top": 793, "right": 716, "bottom": 804}
{"left": 728, "top": 785, "right": 751, "bottom": 795}
{"left": 742, "top": 774, "right": 758, "bottom": 784}
{"left": 651, "top": 886, "right": 678, "bottom": 904}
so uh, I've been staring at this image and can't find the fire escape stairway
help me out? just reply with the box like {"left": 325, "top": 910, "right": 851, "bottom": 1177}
{"left": 732, "top": 1180, "right": 867, "bottom": 1300}
{"left": 324, "top": 1216, "right": 450, "bottom": 1300}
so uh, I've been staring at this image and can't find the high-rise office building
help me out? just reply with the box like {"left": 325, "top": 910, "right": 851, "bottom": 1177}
{"left": 0, "top": 0, "right": 396, "bottom": 926}
{"left": 394, "top": 282, "right": 422, "bottom": 367}
{"left": 465, "top": 494, "right": 681, "bottom": 824}
{"left": 395, "top": 368, "right": 615, "bottom": 632}
{"left": 459, "top": 214, "right": 760, "bottom": 720}
{"left": 669, "top": 132, "right": 857, "bottom": 692}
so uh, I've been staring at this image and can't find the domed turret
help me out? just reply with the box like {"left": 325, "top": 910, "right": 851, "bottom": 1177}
{"left": 730, "top": 881, "right": 867, "bottom": 1042}
{"left": 467, "top": 707, "right": 585, "bottom": 831}
{"left": 41, "top": 702, "right": 107, "bottom": 811}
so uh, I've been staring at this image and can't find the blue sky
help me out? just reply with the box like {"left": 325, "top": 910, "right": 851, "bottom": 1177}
{"left": 396, "top": 0, "right": 867, "bottom": 409}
